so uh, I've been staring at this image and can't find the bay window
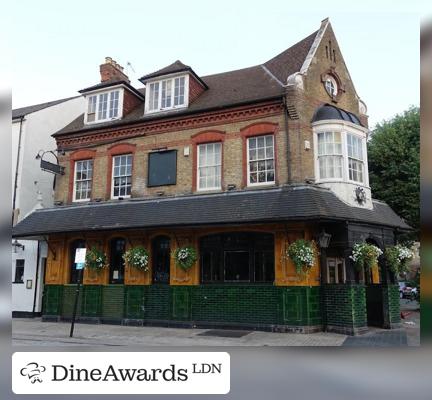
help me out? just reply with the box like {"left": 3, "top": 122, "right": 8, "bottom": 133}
{"left": 73, "top": 159, "right": 93, "bottom": 201}
{"left": 112, "top": 154, "right": 132, "bottom": 198}
{"left": 247, "top": 135, "right": 275, "bottom": 185}
{"left": 146, "top": 75, "right": 187, "bottom": 112}
{"left": 317, "top": 132, "right": 343, "bottom": 179}
{"left": 347, "top": 133, "right": 364, "bottom": 183}
{"left": 197, "top": 143, "right": 222, "bottom": 190}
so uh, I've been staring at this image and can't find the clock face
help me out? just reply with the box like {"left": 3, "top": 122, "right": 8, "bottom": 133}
{"left": 325, "top": 76, "right": 338, "bottom": 97}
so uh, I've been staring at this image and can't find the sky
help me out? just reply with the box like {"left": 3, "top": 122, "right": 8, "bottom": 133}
{"left": 2, "top": 0, "right": 427, "bottom": 128}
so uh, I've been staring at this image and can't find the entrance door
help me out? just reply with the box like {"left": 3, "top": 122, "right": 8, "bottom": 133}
{"left": 152, "top": 236, "right": 170, "bottom": 284}
{"left": 109, "top": 238, "right": 126, "bottom": 284}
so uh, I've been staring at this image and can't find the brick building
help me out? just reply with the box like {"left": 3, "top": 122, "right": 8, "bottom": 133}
{"left": 13, "top": 19, "right": 410, "bottom": 335}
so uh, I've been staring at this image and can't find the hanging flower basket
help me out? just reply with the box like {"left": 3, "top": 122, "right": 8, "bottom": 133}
{"left": 85, "top": 247, "right": 108, "bottom": 271}
{"left": 385, "top": 245, "right": 413, "bottom": 276}
{"left": 286, "top": 239, "right": 316, "bottom": 275}
{"left": 123, "top": 246, "right": 150, "bottom": 271}
{"left": 350, "top": 242, "right": 383, "bottom": 270}
{"left": 173, "top": 246, "right": 197, "bottom": 271}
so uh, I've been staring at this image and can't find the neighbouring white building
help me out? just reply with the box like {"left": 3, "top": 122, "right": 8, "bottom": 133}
{"left": 12, "top": 96, "right": 85, "bottom": 317}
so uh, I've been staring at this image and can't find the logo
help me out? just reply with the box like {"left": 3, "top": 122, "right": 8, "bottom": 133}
{"left": 20, "top": 362, "right": 46, "bottom": 384}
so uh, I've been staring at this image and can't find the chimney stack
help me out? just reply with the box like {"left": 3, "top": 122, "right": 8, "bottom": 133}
{"left": 100, "top": 57, "right": 130, "bottom": 83}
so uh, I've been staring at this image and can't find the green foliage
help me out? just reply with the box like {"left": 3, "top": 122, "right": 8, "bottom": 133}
{"left": 85, "top": 247, "right": 107, "bottom": 271}
{"left": 367, "top": 107, "right": 419, "bottom": 236}
{"left": 286, "top": 239, "right": 315, "bottom": 275}
{"left": 174, "top": 247, "right": 198, "bottom": 271}
{"left": 350, "top": 242, "right": 382, "bottom": 270}
{"left": 123, "top": 246, "right": 149, "bottom": 271}
{"left": 384, "top": 245, "right": 413, "bottom": 276}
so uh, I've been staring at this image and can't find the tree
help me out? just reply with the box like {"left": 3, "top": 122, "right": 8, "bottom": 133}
{"left": 367, "top": 106, "right": 419, "bottom": 236}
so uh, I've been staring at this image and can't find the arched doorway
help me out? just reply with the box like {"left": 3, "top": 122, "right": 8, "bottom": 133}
{"left": 69, "top": 239, "right": 86, "bottom": 284}
{"left": 152, "top": 236, "right": 170, "bottom": 284}
{"left": 109, "top": 237, "right": 126, "bottom": 284}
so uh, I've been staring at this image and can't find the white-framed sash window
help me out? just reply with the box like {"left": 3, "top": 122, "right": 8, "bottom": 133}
{"left": 146, "top": 75, "right": 188, "bottom": 113}
{"left": 317, "top": 131, "right": 343, "bottom": 179}
{"left": 112, "top": 154, "right": 133, "bottom": 198}
{"left": 247, "top": 135, "right": 275, "bottom": 186}
{"left": 73, "top": 159, "right": 93, "bottom": 202}
{"left": 197, "top": 143, "right": 222, "bottom": 190}
{"left": 86, "top": 89, "right": 121, "bottom": 124}
{"left": 347, "top": 133, "right": 364, "bottom": 183}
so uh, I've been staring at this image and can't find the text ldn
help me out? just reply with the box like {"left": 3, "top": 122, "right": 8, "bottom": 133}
{"left": 52, "top": 364, "right": 188, "bottom": 382}
{"left": 192, "top": 363, "right": 222, "bottom": 374}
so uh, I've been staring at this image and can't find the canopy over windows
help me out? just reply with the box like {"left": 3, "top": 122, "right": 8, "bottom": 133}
{"left": 312, "top": 104, "right": 362, "bottom": 126}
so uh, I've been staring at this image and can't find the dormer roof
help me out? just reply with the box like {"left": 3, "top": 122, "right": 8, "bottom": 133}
{"left": 78, "top": 79, "right": 145, "bottom": 101}
{"left": 139, "top": 59, "right": 208, "bottom": 89}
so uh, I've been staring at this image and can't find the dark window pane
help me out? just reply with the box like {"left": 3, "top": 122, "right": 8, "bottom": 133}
{"left": 254, "top": 251, "right": 274, "bottom": 282}
{"left": 152, "top": 236, "right": 170, "bottom": 284}
{"left": 109, "top": 238, "right": 125, "bottom": 284}
{"left": 148, "top": 150, "right": 177, "bottom": 187}
{"left": 14, "top": 259, "right": 25, "bottom": 283}
{"left": 224, "top": 251, "right": 249, "bottom": 281}
{"left": 200, "top": 232, "right": 274, "bottom": 284}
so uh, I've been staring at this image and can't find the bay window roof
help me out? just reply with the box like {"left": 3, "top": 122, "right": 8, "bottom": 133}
{"left": 312, "top": 104, "right": 363, "bottom": 126}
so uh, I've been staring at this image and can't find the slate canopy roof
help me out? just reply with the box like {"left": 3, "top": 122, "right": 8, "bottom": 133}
{"left": 12, "top": 186, "right": 410, "bottom": 239}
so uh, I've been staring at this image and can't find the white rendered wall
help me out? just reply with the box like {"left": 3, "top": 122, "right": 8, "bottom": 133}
{"left": 12, "top": 96, "right": 85, "bottom": 314}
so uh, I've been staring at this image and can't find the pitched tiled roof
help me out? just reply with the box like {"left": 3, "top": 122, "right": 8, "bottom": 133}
{"left": 53, "top": 65, "right": 284, "bottom": 136}
{"left": 53, "top": 29, "right": 320, "bottom": 137}
{"left": 264, "top": 30, "right": 318, "bottom": 83}
{"left": 12, "top": 186, "right": 410, "bottom": 238}
{"left": 12, "top": 96, "right": 79, "bottom": 120}
{"left": 139, "top": 60, "right": 191, "bottom": 81}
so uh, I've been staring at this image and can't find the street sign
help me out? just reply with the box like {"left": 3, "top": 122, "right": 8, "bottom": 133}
{"left": 76, "top": 263, "right": 85, "bottom": 270}
{"left": 40, "top": 159, "right": 65, "bottom": 175}
{"left": 74, "top": 248, "right": 86, "bottom": 264}
{"left": 70, "top": 248, "right": 87, "bottom": 338}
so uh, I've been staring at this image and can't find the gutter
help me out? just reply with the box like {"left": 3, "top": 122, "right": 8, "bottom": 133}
{"left": 32, "top": 240, "right": 41, "bottom": 316}
{"left": 282, "top": 94, "right": 292, "bottom": 184}
{"left": 12, "top": 116, "right": 25, "bottom": 224}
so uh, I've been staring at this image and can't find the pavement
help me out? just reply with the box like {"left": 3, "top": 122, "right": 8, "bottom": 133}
{"left": 12, "top": 319, "right": 347, "bottom": 346}
{"left": 12, "top": 299, "right": 420, "bottom": 347}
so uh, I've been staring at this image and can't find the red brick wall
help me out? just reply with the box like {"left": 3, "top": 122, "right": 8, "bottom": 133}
{"left": 189, "top": 76, "right": 205, "bottom": 104}
{"left": 123, "top": 90, "right": 143, "bottom": 116}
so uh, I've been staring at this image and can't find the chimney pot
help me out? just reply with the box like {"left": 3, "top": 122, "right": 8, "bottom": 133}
{"left": 100, "top": 57, "right": 129, "bottom": 83}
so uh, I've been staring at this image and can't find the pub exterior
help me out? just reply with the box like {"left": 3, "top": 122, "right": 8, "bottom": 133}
{"left": 13, "top": 19, "right": 410, "bottom": 335}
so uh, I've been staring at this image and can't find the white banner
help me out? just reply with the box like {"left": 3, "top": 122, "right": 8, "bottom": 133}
{"left": 12, "top": 352, "right": 230, "bottom": 394}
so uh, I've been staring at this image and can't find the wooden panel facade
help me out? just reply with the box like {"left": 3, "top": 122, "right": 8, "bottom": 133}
{"left": 45, "top": 223, "right": 321, "bottom": 287}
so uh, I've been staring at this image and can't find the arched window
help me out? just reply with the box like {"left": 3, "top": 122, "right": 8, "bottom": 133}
{"left": 109, "top": 237, "right": 126, "bottom": 284}
{"left": 200, "top": 232, "right": 274, "bottom": 283}
{"left": 152, "top": 236, "right": 170, "bottom": 284}
{"left": 69, "top": 239, "right": 86, "bottom": 284}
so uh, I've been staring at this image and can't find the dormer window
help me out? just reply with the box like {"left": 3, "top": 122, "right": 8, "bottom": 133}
{"left": 85, "top": 89, "right": 123, "bottom": 124}
{"left": 146, "top": 75, "right": 188, "bottom": 113}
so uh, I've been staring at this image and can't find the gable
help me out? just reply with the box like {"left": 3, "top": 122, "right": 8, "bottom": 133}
{"left": 301, "top": 20, "right": 363, "bottom": 116}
